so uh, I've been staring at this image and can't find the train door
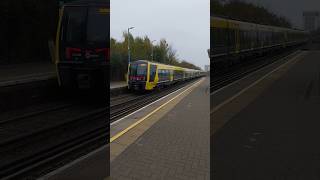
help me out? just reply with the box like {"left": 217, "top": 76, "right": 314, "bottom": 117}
{"left": 235, "top": 25, "right": 240, "bottom": 53}
{"left": 226, "top": 20, "right": 232, "bottom": 54}
{"left": 149, "top": 64, "right": 157, "bottom": 83}
{"left": 256, "top": 26, "right": 260, "bottom": 48}
{"left": 284, "top": 31, "right": 288, "bottom": 47}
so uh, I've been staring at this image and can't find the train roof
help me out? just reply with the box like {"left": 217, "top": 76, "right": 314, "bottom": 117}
{"left": 211, "top": 16, "right": 306, "bottom": 33}
{"left": 211, "top": 15, "right": 285, "bottom": 28}
{"left": 131, "top": 60, "right": 201, "bottom": 72}
{"left": 63, "top": 0, "right": 109, "bottom": 6}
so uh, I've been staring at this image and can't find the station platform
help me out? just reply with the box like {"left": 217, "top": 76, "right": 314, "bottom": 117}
{"left": 0, "top": 61, "right": 58, "bottom": 111}
{"left": 110, "top": 77, "right": 210, "bottom": 179}
{"left": 0, "top": 61, "right": 56, "bottom": 87}
{"left": 110, "top": 81, "right": 127, "bottom": 89}
{"left": 212, "top": 49, "right": 320, "bottom": 179}
{"left": 110, "top": 81, "right": 127, "bottom": 96}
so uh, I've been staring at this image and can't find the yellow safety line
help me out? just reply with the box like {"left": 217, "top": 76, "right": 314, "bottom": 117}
{"left": 110, "top": 78, "right": 205, "bottom": 143}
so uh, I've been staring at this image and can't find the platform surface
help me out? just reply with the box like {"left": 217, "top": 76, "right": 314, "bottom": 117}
{"left": 110, "top": 81, "right": 127, "bottom": 89}
{"left": 212, "top": 49, "right": 320, "bottom": 179}
{"left": 110, "top": 77, "right": 210, "bottom": 179}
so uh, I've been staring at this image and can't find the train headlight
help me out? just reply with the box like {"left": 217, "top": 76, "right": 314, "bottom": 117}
{"left": 95, "top": 48, "right": 109, "bottom": 62}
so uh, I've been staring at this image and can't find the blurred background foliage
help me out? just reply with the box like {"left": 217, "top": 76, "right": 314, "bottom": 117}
{"left": 111, "top": 32, "right": 201, "bottom": 81}
{"left": 211, "top": 0, "right": 292, "bottom": 28}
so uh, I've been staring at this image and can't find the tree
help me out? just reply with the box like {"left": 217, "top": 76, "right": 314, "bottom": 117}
{"left": 212, "top": 0, "right": 292, "bottom": 28}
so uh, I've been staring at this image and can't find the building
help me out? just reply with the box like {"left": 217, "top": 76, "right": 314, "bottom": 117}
{"left": 303, "top": 11, "right": 320, "bottom": 32}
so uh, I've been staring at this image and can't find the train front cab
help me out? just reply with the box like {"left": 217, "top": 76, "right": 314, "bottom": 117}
{"left": 128, "top": 61, "right": 150, "bottom": 91}
{"left": 128, "top": 61, "right": 202, "bottom": 91}
{"left": 128, "top": 61, "right": 177, "bottom": 91}
{"left": 55, "top": 1, "right": 109, "bottom": 92}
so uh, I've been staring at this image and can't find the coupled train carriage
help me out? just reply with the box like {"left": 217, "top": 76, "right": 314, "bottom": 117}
{"left": 55, "top": 0, "right": 109, "bottom": 92}
{"left": 128, "top": 60, "right": 204, "bottom": 91}
{"left": 210, "top": 16, "right": 308, "bottom": 67}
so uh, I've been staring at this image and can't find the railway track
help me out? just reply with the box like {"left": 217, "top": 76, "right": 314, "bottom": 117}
{"left": 0, "top": 98, "right": 107, "bottom": 179}
{"left": 210, "top": 47, "right": 300, "bottom": 93}
{"left": 110, "top": 78, "right": 202, "bottom": 123}
{"left": 0, "top": 77, "right": 59, "bottom": 113}
{"left": 0, "top": 102, "right": 73, "bottom": 124}
{"left": 0, "top": 77, "right": 201, "bottom": 179}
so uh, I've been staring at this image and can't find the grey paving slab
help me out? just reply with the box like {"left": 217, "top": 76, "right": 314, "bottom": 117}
{"left": 212, "top": 50, "right": 320, "bottom": 179}
{"left": 111, "top": 77, "right": 210, "bottom": 180}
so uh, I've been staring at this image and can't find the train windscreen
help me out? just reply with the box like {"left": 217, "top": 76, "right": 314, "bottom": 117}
{"left": 87, "top": 7, "right": 109, "bottom": 43}
{"left": 129, "top": 63, "right": 147, "bottom": 81}
{"left": 65, "top": 7, "right": 86, "bottom": 44}
{"left": 61, "top": 5, "right": 109, "bottom": 62}
{"left": 64, "top": 6, "right": 108, "bottom": 44}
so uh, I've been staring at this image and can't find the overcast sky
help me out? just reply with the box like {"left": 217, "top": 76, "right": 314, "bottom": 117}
{"left": 244, "top": 0, "right": 320, "bottom": 29}
{"left": 111, "top": 0, "right": 210, "bottom": 69}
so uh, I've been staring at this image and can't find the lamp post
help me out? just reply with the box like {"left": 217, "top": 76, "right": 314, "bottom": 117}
{"left": 127, "top": 27, "right": 134, "bottom": 64}
{"left": 151, "top": 40, "right": 156, "bottom": 61}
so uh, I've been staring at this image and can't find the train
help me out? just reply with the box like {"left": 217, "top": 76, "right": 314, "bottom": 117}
{"left": 127, "top": 60, "right": 204, "bottom": 91}
{"left": 55, "top": 0, "right": 109, "bottom": 92}
{"left": 210, "top": 16, "right": 308, "bottom": 67}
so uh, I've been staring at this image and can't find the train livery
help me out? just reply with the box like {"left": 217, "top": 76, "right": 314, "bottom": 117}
{"left": 55, "top": 0, "right": 109, "bottom": 91}
{"left": 128, "top": 60, "right": 203, "bottom": 91}
{"left": 210, "top": 16, "right": 308, "bottom": 66}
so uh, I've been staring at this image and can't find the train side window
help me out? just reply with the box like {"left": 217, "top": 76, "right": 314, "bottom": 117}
{"left": 158, "top": 69, "right": 163, "bottom": 82}
{"left": 229, "top": 29, "right": 235, "bottom": 50}
{"left": 221, "top": 28, "right": 227, "bottom": 47}
{"left": 212, "top": 27, "right": 220, "bottom": 47}
{"left": 165, "top": 70, "right": 170, "bottom": 81}
{"left": 174, "top": 70, "right": 182, "bottom": 80}
{"left": 212, "top": 28, "right": 216, "bottom": 47}
{"left": 87, "top": 7, "right": 109, "bottom": 43}
{"left": 256, "top": 29, "right": 260, "bottom": 46}
{"left": 149, "top": 65, "right": 157, "bottom": 82}
{"left": 241, "top": 30, "right": 245, "bottom": 49}
{"left": 161, "top": 69, "right": 168, "bottom": 81}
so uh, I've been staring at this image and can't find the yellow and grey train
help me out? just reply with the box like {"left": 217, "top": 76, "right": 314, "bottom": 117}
{"left": 210, "top": 16, "right": 308, "bottom": 66}
{"left": 127, "top": 60, "right": 203, "bottom": 91}
{"left": 55, "top": 0, "right": 109, "bottom": 92}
